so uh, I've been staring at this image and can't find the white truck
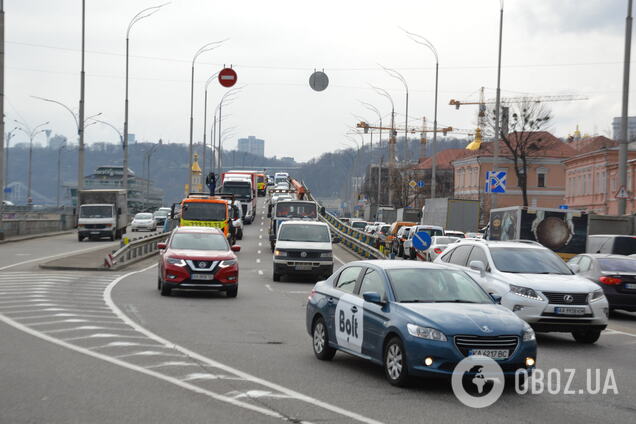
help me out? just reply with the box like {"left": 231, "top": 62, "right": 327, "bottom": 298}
{"left": 77, "top": 189, "right": 128, "bottom": 241}
{"left": 221, "top": 173, "right": 256, "bottom": 224}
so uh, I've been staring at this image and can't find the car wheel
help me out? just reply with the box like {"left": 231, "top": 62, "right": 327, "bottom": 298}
{"left": 237, "top": 229, "right": 243, "bottom": 240}
{"left": 312, "top": 317, "right": 336, "bottom": 360}
{"left": 78, "top": 234, "right": 83, "bottom": 242}
{"left": 384, "top": 337, "right": 409, "bottom": 387}
{"left": 157, "top": 277, "right": 161, "bottom": 290}
{"left": 572, "top": 328, "right": 602, "bottom": 344}
{"left": 226, "top": 286, "right": 238, "bottom": 298}
{"left": 409, "top": 249, "right": 416, "bottom": 260}
{"left": 160, "top": 284, "right": 171, "bottom": 296}
{"left": 273, "top": 271, "right": 281, "bottom": 282}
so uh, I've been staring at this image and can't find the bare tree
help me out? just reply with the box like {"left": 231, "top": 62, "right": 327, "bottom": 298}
{"left": 487, "top": 100, "right": 552, "bottom": 206}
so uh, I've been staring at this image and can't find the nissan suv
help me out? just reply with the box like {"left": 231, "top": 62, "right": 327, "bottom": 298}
{"left": 434, "top": 239, "right": 609, "bottom": 343}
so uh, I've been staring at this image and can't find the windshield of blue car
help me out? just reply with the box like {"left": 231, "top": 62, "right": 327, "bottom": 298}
{"left": 490, "top": 247, "right": 571, "bottom": 275}
{"left": 170, "top": 233, "right": 229, "bottom": 251}
{"left": 388, "top": 269, "right": 492, "bottom": 304}
{"left": 598, "top": 258, "right": 636, "bottom": 273}
{"left": 278, "top": 224, "right": 331, "bottom": 242}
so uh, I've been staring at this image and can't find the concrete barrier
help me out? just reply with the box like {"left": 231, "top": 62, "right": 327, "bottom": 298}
{"left": 1, "top": 208, "right": 75, "bottom": 239}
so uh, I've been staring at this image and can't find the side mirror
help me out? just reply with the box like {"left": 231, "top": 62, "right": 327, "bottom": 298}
{"left": 332, "top": 236, "right": 341, "bottom": 244}
{"left": 469, "top": 260, "right": 486, "bottom": 278}
{"left": 157, "top": 242, "right": 167, "bottom": 250}
{"left": 568, "top": 263, "right": 580, "bottom": 274}
{"left": 231, "top": 245, "right": 241, "bottom": 252}
{"left": 490, "top": 293, "right": 502, "bottom": 304}
{"left": 362, "top": 291, "right": 383, "bottom": 304}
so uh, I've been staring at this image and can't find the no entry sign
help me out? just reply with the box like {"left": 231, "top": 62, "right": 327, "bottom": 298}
{"left": 218, "top": 67, "right": 237, "bottom": 87}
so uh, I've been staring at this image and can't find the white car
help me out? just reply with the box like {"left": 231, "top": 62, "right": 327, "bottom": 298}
{"left": 417, "top": 236, "right": 460, "bottom": 261}
{"left": 232, "top": 201, "right": 244, "bottom": 240}
{"left": 402, "top": 224, "right": 445, "bottom": 259}
{"left": 131, "top": 212, "right": 157, "bottom": 232}
{"left": 435, "top": 239, "right": 609, "bottom": 343}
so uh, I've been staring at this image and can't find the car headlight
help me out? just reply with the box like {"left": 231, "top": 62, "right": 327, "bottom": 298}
{"left": 523, "top": 327, "right": 536, "bottom": 342}
{"left": 166, "top": 257, "right": 186, "bottom": 267}
{"left": 588, "top": 289, "right": 606, "bottom": 303}
{"left": 219, "top": 259, "right": 237, "bottom": 268}
{"left": 509, "top": 284, "right": 543, "bottom": 301}
{"left": 274, "top": 250, "right": 287, "bottom": 257}
{"left": 320, "top": 252, "right": 332, "bottom": 258}
{"left": 407, "top": 323, "right": 447, "bottom": 341}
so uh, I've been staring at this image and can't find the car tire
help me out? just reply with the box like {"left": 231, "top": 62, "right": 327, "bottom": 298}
{"left": 409, "top": 249, "right": 416, "bottom": 260}
{"left": 572, "top": 328, "right": 602, "bottom": 344}
{"left": 110, "top": 231, "right": 115, "bottom": 241}
{"left": 226, "top": 286, "right": 238, "bottom": 298}
{"left": 78, "top": 234, "right": 84, "bottom": 242}
{"left": 384, "top": 337, "right": 409, "bottom": 387}
{"left": 157, "top": 277, "right": 161, "bottom": 290}
{"left": 237, "top": 229, "right": 243, "bottom": 240}
{"left": 312, "top": 317, "right": 336, "bottom": 361}
{"left": 273, "top": 271, "right": 281, "bottom": 282}
{"left": 160, "top": 283, "right": 171, "bottom": 296}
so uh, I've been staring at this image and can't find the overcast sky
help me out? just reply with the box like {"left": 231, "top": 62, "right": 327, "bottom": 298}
{"left": 5, "top": 0, "right": 631, "bottom": 161}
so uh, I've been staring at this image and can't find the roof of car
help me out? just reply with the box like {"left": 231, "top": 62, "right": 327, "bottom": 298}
{"left": 457, "top": 239, "right": 546, "bottom": 249}
{"left": 279, "top": 220, "right": 327, "bottom": 227}
{"left": 174, "top": 226, "right": 224, "bottom": 235}
{"left": 347, "top": 260, "right": 453, "bottom": 271}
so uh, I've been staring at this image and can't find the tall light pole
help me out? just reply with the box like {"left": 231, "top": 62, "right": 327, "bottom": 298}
{"left": 90, "top": 118, "right": 123, "bottom": 147}
{"left": 143, "top": 142, "right": 159, "bottom": 210}
{"left": 78, "top": 0, "right": 86, "bottom": 193}
{"left": 3, "top": 127, "right": 16, "bottom": 193}
{"left": 188, "top": 40, "right": 226, "bottom": 188}
{"left": 382, "top": 66, "right": 409, "bottom": 163}
{"left": 14, "top": 120, "right": 49, "bottom": 204}
{"left": 202, "top": 72, "right": 219, "bottom": 178}
{"left": 0, "top": 1, "right": 5, "bottom": 220}
{"left": 491, "top": 1, "right": 505, "bottom": 210}
{"left": 125, "top": 3, "right": 167, "bottom": 201}
{"left": 404, "top": 29, "right": 440, "bottom": 198}
{"left": 56, "top": 141, "right": 67, "bottom": 207}
{"left": 372, "top": 85, "right": 396, "bottom": 205}
{"left": 215, "top": 86, "right": 242, "bottom": 173}
{"left": 619, "top": 0, "right": 633, "bottom": 215}
{"left": 361, "top": 101, "right": 383, "bottom": 151}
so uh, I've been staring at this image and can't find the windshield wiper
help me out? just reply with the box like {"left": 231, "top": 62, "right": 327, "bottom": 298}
{"left": 399, "top": 300, "right": 433, "bottom": 303}
{"left": 434, "top": 300, "right": 481, "bottom": 304}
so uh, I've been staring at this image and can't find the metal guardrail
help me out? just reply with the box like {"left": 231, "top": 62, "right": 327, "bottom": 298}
{"left": 305, "top": 190, "right": 387, "bottom": 260}
{"left": 107, "top": 232, "right": 169, "bottom": 268}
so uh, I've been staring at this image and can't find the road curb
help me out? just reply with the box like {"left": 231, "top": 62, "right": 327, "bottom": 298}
{"left": 0, "top": 230, "right": 75, "bottom": 244}
{"left": 38, "top": 250, "right": 159, "bottom": 272}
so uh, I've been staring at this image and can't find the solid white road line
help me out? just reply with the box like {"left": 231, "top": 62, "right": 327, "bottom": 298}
{"left": 265, "top": 284, "right": 274, "bottom": 292}
{"left": 605, "top": 328, "right": 636, "bottom": 338}
{"left": 104, "top": 266, "right": 383, "bottom": 424}
{"left": 333, "top": 255, "right": 347, "bottom": 266}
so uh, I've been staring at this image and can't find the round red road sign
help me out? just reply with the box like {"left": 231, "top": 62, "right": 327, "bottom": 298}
{"left": 218, "top": 67, "right": 237, "bottom": 88}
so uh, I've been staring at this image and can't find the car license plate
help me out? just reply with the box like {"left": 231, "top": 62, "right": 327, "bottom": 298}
{"left": 295, "top": 265, "right": 312, "bottom": 271}
{"left": 191, "top": 274, "right": 215, "bottom": 281}
{"left": 469, "top": 349, "right": 509, "bottom": 360}
{"left": 625, "top": 283, "right": 636, "bottom": 290}
{"left": 555, "top": 307, "right": 586, "bottom": 315}
{"left": 90, "top": 231, "right": 100, "bottom": 235}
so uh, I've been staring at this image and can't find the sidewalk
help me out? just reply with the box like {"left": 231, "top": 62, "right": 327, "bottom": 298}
{"left": 39, "top": 245, "right": 116, "bottom": 271}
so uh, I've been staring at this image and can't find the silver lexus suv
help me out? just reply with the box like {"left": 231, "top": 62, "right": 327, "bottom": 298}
{"left": 434, "top": 239, "right": 609, "bottom": 344}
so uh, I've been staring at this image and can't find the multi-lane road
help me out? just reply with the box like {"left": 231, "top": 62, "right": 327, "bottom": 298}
{"left": 1, "top": 200, "right": 636, "bottom": 423}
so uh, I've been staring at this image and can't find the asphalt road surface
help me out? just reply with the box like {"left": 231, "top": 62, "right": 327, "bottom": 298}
{"left": 1, "top": 201, "right": 636, "bottom": 423}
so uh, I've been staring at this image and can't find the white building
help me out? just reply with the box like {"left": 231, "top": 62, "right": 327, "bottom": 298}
{"left": 237, "top": 136, "right": 265, "bottom": 157}
{"left": 611, "top": 116, "right": 636, "bottom": 142}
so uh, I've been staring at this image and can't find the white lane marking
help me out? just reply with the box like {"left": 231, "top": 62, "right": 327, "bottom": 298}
{"left": 259, "top": 228, "right": 263, "bottom": 232}
{"left": 286, "top": 291, "right": 309, "bottom": 294}
{"left": 605, "top": 328, "right": 636, "bottom": 338}
{"left": 0, "top": 314, "right": 287, "bottom": 420}
{"left": 258, "top": 242, "right": 262, "bottom": 247}
{"left": 333, "top": 255, "right": 347, "bottom": 266}
{"left": 259, "top": 235, "right": 262, "bottom": 239}
{"left": 228, "top": 390, "right": 294, "bottom": 400}
{"left": 104, "top": 266, "right": 383, "bottom": 424}
{"left": 258, "top": 270, "right": 264, "bottom": 276}
{"left": 182, "top": 373, "right": 242, "bottom": 382}
{"left": 256, "top": 259, "right": 261, "bottom": 264}
{"left": 265, "top": 284, "right": 274, "bottom": 292}
{"left": 257, "top": 250, "right": 261, "bottom": 255}
{"left": 0, "top": 243, "right": 117, "bottom": 271}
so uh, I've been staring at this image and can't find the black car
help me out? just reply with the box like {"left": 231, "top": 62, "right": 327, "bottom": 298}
{"left": 569, "top": 253, "right": 636, "bottom": 312}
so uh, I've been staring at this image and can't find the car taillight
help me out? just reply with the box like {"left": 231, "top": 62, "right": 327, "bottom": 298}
{"left": 600, "top": 276, "right": 622, "bottom": 285}
{"left": 434, "top": 247, "right": 443, "bottom": 254}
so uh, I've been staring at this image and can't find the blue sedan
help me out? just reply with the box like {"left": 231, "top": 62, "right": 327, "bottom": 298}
{"left": 306, "top": 261, "right": 537, "bottom": 386}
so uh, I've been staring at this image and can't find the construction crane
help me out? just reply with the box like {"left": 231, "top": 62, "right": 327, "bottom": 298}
{"left": 449, "top": 87, "right": 588, "bottom": 150}
{"left": 356, "top": 121, "right": 452, "bottom": 136}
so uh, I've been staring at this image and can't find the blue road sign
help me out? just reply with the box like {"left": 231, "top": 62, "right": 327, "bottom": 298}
{"left": 417, "top": 180, "right": 425, "bottom": 188}
{"left": 559, "top": 205, "right": 569, "bottom": 210}
{"left": 3, "top": 187, "right": 11, "bottom": 194}
{"left": 412, "top": 231, "right": 432, "bottom": 251}
{"left": 485, "top": 171, "right": 507, "bottom": 193}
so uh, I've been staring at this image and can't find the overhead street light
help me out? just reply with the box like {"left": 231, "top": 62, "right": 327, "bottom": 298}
{"left": 381, "top": 65, "right": 409, "bottom": 163}
{"left": 14, "top": 120, "right": 50, "bottom": 204}
{"left": 371, "top": 85, "right": 397, "bottom": 205}
{"left": 202, "top": 71, "right": 220, "bottom": 177}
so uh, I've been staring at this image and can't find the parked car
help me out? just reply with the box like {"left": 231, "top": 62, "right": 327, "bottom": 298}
{"left": 349, "top": 220, "right": 368, "bottom": 231}
{"left": 157, "top": 226, "right": 241, "bottom": 297}
{"left": 568, "top": 253, "right": 636, "bottom": 312}
{"left": 418, "top": 236, "right": 460, "bottom": 262}
{"left": 403, "top": 225, "right": 445, "bottom": 259}
{"left": 435, "top": 239, "right": 609, "bottom": 343}
{"left": 587, "top": 234, "right": 636, "bottom": 255}
{"left": 273, "top": 221, "right": 339, "bottom": 281}
{"left": 306, "top": 260, "right": 537, "bottom": 386}
{"left": 131, "top": 212, "right": 157, "bottom": 232}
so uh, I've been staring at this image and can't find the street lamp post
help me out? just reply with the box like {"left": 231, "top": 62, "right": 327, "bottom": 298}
{"left": 125, "top": 3, "right": 167, "bottom": 202}
{"left": 214, "top": 86, "right": 242, "bottom": 173}
{"left": 619, "top": 0, "right": 633, "bottom": 215}
{"left": 491, "top": 1, "right": 505, "bottom": 210}
{"left": 3, "top": 127, "right": 16, "bottom": 194}
{"left": 56, "top": 142, "right": 67, "bottom": 207}
{"left": 78, "top": 0, "right": 85, "bottom": 193}
{"left": 15, "top": 120, "right": 49, "bottom": 204}
{"left": 202, "top": 72, "right": 220, "bottom": 178}
{"left": 372, "top": 86, "right": 396, "bottom": 205}
{"left": 143, "top": 143, "right": 159, "bottom": 210}
{"left": 361, "top": 101, "right": 382, "bottom": 151}
{"left": 404, "top": 30, "right": 440, "bottom": 198}
{"left": 382, "top": 66, "right": 409, "bottom": 163}
{"left": 188, "top": 40, "right": 226, "bottom": 188}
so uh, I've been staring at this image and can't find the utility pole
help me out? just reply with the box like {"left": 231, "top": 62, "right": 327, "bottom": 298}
{"left": 0, "top": 0, "right": 4, "bottom": 239}
{"left": 619, "top": 0, "right": 633, "bottom": 215}
{"left": 78, "top": 0, "right": 86, "bottom": 195}
{"left": 57, "top": 143, "right": 66, "bottom": 207}
{"left": 491, "top": 1, "right": 504, "bottom": 210}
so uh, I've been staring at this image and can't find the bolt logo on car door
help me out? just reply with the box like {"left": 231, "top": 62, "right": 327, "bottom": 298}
{"left": 335, "top": 294, "right": 364, "bottom": 353}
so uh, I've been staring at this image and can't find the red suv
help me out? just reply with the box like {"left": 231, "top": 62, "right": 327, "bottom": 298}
{"left": 157, "top": 226, "right": 240, "bottom": 297}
